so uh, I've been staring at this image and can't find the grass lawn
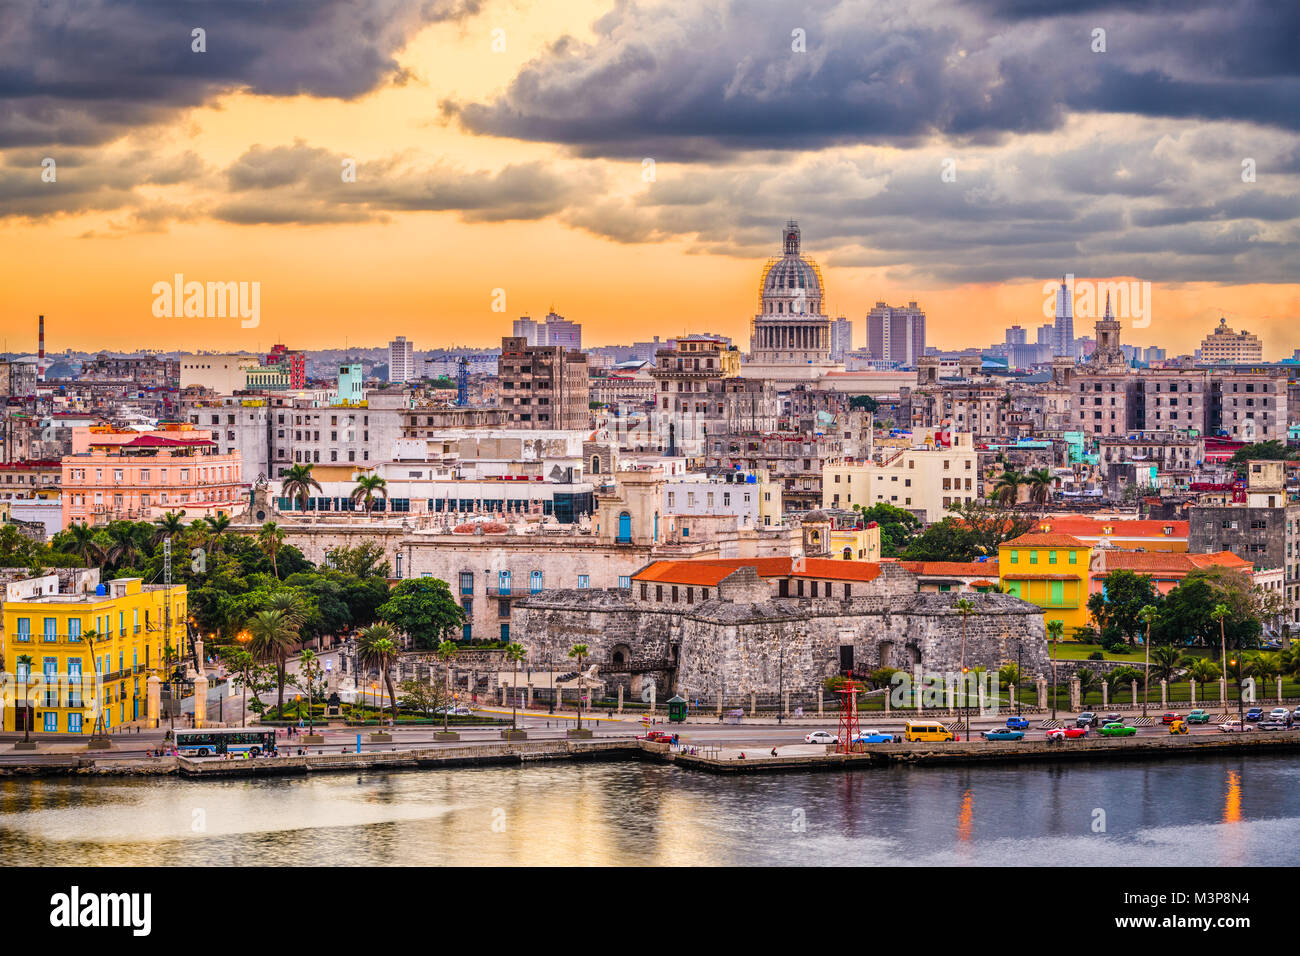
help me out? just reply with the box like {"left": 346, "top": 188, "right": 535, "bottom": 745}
{"left": 1050, "top": 642, "right": 1213, "bottom": 662}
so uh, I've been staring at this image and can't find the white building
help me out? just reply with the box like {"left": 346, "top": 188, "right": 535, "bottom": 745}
{"left": 388, "top": 337, "right": 415, "bottom": 384}
{"left": 179, "top": 353, "right": 258, "bottom": 393}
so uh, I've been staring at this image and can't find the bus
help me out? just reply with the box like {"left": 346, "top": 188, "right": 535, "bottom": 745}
{"left": 174, "top": 728, "right": 278, "bottom": 757}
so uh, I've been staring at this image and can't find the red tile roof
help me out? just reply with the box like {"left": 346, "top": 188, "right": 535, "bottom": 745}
{"left": 900, "top": 560, "right": 1000, "bottom": 577}
{"left": 1096, "top": 550, "right": 1252, "bottom": 575}
{"left": 633, "top": 557, "right": 885, "bottom": 586}
{"left": 1003, "top": 532, "right": 1088, "bottom": 548}
{"left": 1035, "top": 517, "right": 1188, "bottom": 538}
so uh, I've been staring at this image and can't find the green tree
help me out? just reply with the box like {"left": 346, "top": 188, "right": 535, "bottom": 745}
{"left": 435, "top": 640, "right": 459, "bottom": 733}
{"left": 377, "top": 578, "right": 466, "bottom": 649}
{"left": 281, "top": 464, "right": 323, "bottom": 511}
{"left": 57, "top": 521, "right": 103, "bottom": 565}
{"left": 1087, "top": 571, "right": 1159, "bottom": 647}
{"left": 569, "top": 643, "right": 590, "bottom": 731}
{"left": 853, "top": 502, "right": 921, "bottom": 557}
{"left": 1149, "top": 644, "right": 1183, "bottom": 684}
{"left": 992, "top": 469, "right": 1024, "bottom": 506}
{"left": 1025, "top": 468, "right": 1054, "bottom": 508}
{"left": 356, "top": 624, "right": 400, "bottom": 724}
{"left": 257, "top": 522, "right": 285, "bottom": 579}
{"left": 245, "top": 608, "right": 297, "bottom": 716}
{"left": 154, "top": 511, "right": 186, "bottom": 543}
{"left": 350, "top": 474, "right": 389, "bottom": 516}
{"left": 848, "top": 394, "right": 879, "bottom": 413}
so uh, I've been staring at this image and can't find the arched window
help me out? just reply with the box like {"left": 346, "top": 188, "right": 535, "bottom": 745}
{"left": 843, "top": 547, "right": 853, "bottom": 560}
{"left": 617, "top": 511, "right": 632, "bottom": 543}
{"left": 590, "top": 456, "right": 600, "bottom": 474}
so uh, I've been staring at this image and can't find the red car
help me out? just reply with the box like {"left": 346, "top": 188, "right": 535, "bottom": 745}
{"left": 638, "top": 730, "right": 674, "bottom": 743}
{"left": 1046, "top": 726, "right": 1089, "bottom": 740}
{"left": 1161, "top": 712, "right": 1182, "bottom": 725}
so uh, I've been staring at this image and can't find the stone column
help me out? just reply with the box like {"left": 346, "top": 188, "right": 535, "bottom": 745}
{"left": 1220, "top": 678, "right": 1228, "bottom": 708}
{"left": 716, "top": 691, "right": 723, "bottom": 718}
{"left": 977, "top": 679, "right": 987, "bottom": 717}
{"left": 946, "top": 677, "right": 955, "bottom": 715}
{"left": 1190, "top": 679, "right": 1196, "bottom": 706}
{"left": 193, "top": 674, "right": 208, "bottom": 729}
{"left": 526, "top": 682, "right": 534, "bottom": 708}
{"left": 818, "top": 688, "right": 823, "bottom": 717}
{"left": 1036, "top": 677, "right": 1047, "bottom": 710}
{"left": 1279, "top": 677, "right": 1284, "bottom": 704}
{"left": 616, "top": 685, "right": 623, "bottom": 714}
{"left": 1131, "top": 680, "right": 1139, "bottom": 708}
{"left": 1069, "top": 677, "right": 1081, "bottom": 712}
{"left": 1009, "top": 683, "right": 1016, "bottom": 712}
{"left": 884, "top": 688, "right": 891, "bottom": 716}
{"left": 1101, "top": 681, "right": 1108, "bottom": 708}
{"left": 749, "top": 691, "right": 756, "bottom": 717}
{"left": 1160, "top": 679, "right": 1168, "bottom": 708}
{"left": 192, "top": 637, "right": 204, "bottom": 679}
{"left": 146, "top": 674, "right": 161, "bottom": 729}
{"left": 782, "top": 690, "right": 790, "bottom": 721}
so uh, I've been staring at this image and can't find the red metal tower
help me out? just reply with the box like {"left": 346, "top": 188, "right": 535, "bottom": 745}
{"left": 835, "top": 674, "right": 863, "bottom": 754}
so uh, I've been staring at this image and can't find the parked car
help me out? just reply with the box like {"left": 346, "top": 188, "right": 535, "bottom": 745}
{"left": 1269, "top": 708, "right": 1292, "bottom": 723}
{"left": 1046, "top": 726, "right": 1089, "bottom": 740}
{"left": 1245, "top": 707, "right": 1264, "bottom": 722}
{"left": 638, "top": 729, "right": 674, "bottom": 742}
{"left": 1005, "top": 716, "right": 1030, "bottom": 730}
{"left": 1076, "top": 712, "right": 1098, "bottom": 728}
{"left": 1219, "top": 719, "right": 1254, "bottom": 733}
{"left": 434, "top": 705, "right": 472, "bottom": 716}
{"left": 981, "top": 729, "right": 1025, "bottom": 741}
{"left": 1103, "top": 712, "right": 1123, "bottom": 725}
{"left": 1259, "top": 718, "right": 1290, "bottom": 731}
{"left": 854, "top": 730, "right": 900, "bottom": 744}
{"left": 1292, "top": 707, "right": 1300, "bottom": 723}
{"left": 1186, "top": 709, "right": 1211, "bottom": 724}
{"left": 805, "top": 731, "right": 840, "bottom": 744}
{"left": 1100, "top": 721, "right": 1137, "bottom": 737}
{"left": 1160, "top": 711, "right": 1181, "bottom": 725}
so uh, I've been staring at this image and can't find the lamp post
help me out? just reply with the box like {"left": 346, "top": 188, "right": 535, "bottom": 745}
{"left": 548, "top": 655, "right": 555, "bottom": 715}
{"left": 1016, "top": 638, "right": 1022, "bottom": 717}
{"left": 777, "top": 641, "right": 785, "bottom": 725}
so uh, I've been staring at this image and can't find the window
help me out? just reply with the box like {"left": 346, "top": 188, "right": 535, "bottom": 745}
{"left": 530, "top": 570, "right": 543, "bottom": 594}
{"left": 1068, "top": 551, "right": 1077, "bottom": 565}
{"left": 1029, "top": 551, "right": 1038, "bottom": 565}
{"left": 459, "top": 572, "right": 474, "bottom": 595}
{"left": 578, "top": 575, "right": 590, "bottom": 589}
{"left": 618, "top": 575, "right": 631, "bottom": 589}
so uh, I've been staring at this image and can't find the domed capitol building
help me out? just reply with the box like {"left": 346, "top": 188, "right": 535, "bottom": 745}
{"left": 742, "top": 221, "right": 849, "bottom": 386}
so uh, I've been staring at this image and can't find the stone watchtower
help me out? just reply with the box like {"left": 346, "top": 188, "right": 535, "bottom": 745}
{"left": 800, "top": 511, "right": 832, "bottom": 557}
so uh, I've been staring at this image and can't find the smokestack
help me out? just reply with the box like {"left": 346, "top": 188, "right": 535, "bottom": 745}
{"left": 37, "top": 314, "right": 44, "bottom": 381}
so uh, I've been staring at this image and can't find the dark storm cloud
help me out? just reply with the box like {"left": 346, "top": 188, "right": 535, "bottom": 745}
{"left": 213, "top": 141, "right": 605, "bottom": 225}
{"left": 443, "top": 0, "right": 1299, "bottom": 159}
{"left": 0, "top": 148, "right": 208, "bottom": 220}
{"left": 0, "top": 0, "right": 480, "bottom": 148}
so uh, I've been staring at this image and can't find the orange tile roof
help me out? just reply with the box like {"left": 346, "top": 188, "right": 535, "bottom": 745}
{"left": 632, "top": 557, "right": 884, "bottom": 586}
{"left": 1096, "top": 550, "right": 1252, "bottom": 575}
{"left": 1035, "top": 517, "right": 1188, "bottom": 538}
{"left": 1002, "top": 532, "right": 1089, "bottom": 548}
{"left": 899, "top": 561, "right": 1001, "bottom": 577}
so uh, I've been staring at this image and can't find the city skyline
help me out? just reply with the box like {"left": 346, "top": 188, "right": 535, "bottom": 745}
{"left": 2, "top": 0, "right": 1298, "bottom": 355}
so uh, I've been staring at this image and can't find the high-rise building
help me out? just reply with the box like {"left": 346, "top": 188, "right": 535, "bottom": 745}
{"left": 1053, "top": 278, "right": 1075, "bottom": 358}
{"left": 866, "top": 301, "right": 926, "bottom": 367}
{"left": 1005, "top": 325, "right": 1027, "bottom": 346}
{"left": 499, "top": 336, "right": 589, "bottom": 429}
{"left": 830, "top": 316, "right": 853, "bottom": 362}
{"left": 388, "top": 336, "right": 415, "bottom": 383}
{"left": 1144, "top": 346, "right": 1166, "bottom": 364}
{"left": 1200, "top": 317, "right": 1263, "bottom": 364}
{"left": 513, "top": 312, "right": 582, "bottom": 350}
{"left": 1037, "top": 323, "right": 1055, "bottom": 347}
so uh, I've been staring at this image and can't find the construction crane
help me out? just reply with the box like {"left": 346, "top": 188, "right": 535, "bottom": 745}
{"left": 456, "top": 355, "right": 470, "bottom": 406}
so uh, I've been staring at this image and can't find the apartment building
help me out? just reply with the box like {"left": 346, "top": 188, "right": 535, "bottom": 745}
{"left": 498, "top": 336, "right": 590, "bottom": 430}
{"left": 821, "top": 432, "right": 979, "bottom": 524}
{"left": 61, "top": 425, "right": 243, "bottom": 527}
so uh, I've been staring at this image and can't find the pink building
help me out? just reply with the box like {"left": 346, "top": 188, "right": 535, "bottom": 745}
{"left": 61, "top": 425, "right": 244, "bottom": 528}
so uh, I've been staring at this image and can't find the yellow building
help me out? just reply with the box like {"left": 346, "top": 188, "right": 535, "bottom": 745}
{"left": 998, "top": 532, "right": 1091, "bottom": 636}
{"left": 828, "top": 521, "right": 882, "bottom": 562}
{"left": 2, "top": 577, "right": 187, "bottom": 734}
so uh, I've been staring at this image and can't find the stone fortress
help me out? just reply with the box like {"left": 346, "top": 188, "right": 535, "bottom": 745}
{"left": 513, "top": 543, "right": 1050, "bottom": 706}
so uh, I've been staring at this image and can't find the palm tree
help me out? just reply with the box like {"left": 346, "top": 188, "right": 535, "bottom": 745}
{"left": 1255, "top": 651, "right": 1283, "bottom": 703}
{"left": 504, "top": 642, "right": 526, "bottom": 732}
{"left": 1138, "top": 603, "right": 1159, "bottom": 717}
{"left": 245, "top": 609, "right": 297, "bottom": 716}
{"left": 1149, "top": 645, "right": 1183, "bottom": 685}
{"left": 62, "top": 521, "right": 103, "bottom": 566}
{"left": 1186, "top": 656, "right": 1221, "bottom": 689}
{"left": 257, "top": 522, "right": 285, "bottom": 579}
{"left": 1046, "top": 619, "right": 1064, "bottom": 720}
{"left": 993, "top": 469, "right": 1024, "bottom": 507}
{"left": 1026, "top": 468, "right": 1054, "bottom": 509}
{"left": 228, "top": 646, "right": 255, "bottom": 728}
{"left": 1211, "top": 602, "right": 1231, "bottom": 709}
{"left": 16, "top": 653, "right": 33, "bottom": 742}
{"left": 1076, "top": 666, "right": 1099, "bottom": 706}
{"left": 154, "top": 511, "right": 185, "bottom": 543}
{"left": 954, "top": 598, "right": 975, "bottom": 741}
{"left": 350, "top": 474, "right": 389, "bottom": 516}
{"left": 435, "top": 640, "right": 459, "bottom": 733}
{"left": 265, "top": 590, "right": 306, "bottom": 632}
{"left": 103, "top": 522, "right": 148, "bottom": 570}
{"left": 568, "top": 643, "right": 590, "bottom": 731}
{"left": 281, "top": 464, "right": 322, "bottom": 512}
{"left": 204, "top": 513, "right": 231, "bottom": 554}
{"left": 356, "top": 624, "right": 399, "bottom": 725}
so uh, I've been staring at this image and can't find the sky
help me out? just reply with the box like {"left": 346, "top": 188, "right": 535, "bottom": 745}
{"left": 1, "top": 0, "right": 1298, "bottom": 357}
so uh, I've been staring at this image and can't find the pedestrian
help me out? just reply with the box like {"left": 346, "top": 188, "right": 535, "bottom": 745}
{"left": 771, "top": 747, "right": 778, "bottom": 757}
{"left": 738, "top": 751, "right": 746, "bottom": 760}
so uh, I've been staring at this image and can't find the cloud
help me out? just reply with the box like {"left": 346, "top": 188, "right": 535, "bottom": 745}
{"left": 444, "top": 0, "right": 1300, "bottom": 159}
{"left": 0, "top": 0, "right": 480, "bottom": 149}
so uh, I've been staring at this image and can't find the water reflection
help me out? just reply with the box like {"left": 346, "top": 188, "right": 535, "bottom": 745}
{"left": 0, "top": 755, "right": 1297, "bottom": 866}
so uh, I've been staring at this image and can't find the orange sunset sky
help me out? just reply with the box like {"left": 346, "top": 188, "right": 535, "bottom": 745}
{"left": 2, "top": 0, "right": 1297, "bottom": 357}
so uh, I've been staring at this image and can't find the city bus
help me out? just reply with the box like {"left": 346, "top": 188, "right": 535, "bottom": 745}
{"left": 174, "top": 728, "right": 278, "bottom": 757}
